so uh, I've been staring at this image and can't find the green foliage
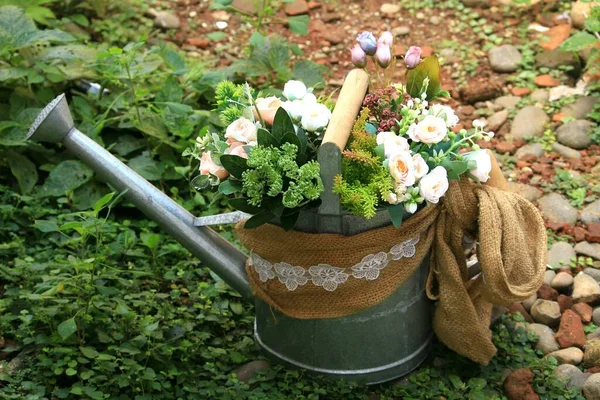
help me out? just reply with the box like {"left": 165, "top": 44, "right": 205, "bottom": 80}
{"left": 542, "top": 169, "right": 600, "bottom": 208}
{"left": 406, "top": 56, "right": 446, "bottom": 100}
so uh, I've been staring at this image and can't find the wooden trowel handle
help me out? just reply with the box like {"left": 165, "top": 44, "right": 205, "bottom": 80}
{"left": 321, "top": 69, "right": 370, "bottom": 151}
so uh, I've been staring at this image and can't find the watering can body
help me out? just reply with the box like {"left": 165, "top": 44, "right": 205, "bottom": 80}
{"left": 27, "top": 70, "right": 433, "bottom": 384}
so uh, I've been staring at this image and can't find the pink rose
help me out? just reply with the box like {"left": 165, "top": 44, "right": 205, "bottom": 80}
{"left": 225, "top": 117, "right": 257, "bottom": 145}
{"left": 377, "top": 31, "right": 393, "bottom": 47}
{"left": 375, "top": 44, "right": 392, "bottom": 68}
{"left": 253, "top": 96, "right": 284, "bottom": 125}
{"left": 200, "top": 151, "right": 228, "bottom": 180}
{"left": 225, "top": 141, "right": 248, "bottom": 159}
{"left": 405, "top": 46, "right": 422, "bottom": 69}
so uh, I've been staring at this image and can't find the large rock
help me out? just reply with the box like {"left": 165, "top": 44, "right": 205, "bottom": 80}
{"left": 561, "top": 96, "right": 600, "bottom": 119}
{"left": 584, "top": 373, "right": 600, "bottom": 400}
{"left": 510, "top": 106, "right": 549, "bottom": 140}
{"left": 537, "top": 193, "right": 579, "bottom": 225}
{"left": 535, "top": 49, "right": 581, "bottom": 74}
{"left": 530, "top": 299, "right": 562, "bottom": 326}
{"left": 530, "top": 89, "right": 549, "bottom": 103}
{"left": 508, "top": 182, "right": 542, "bottom": 203}
{"left": 555, "top": 309, "right": 586, "bottom": 348}
{"left": 548, "top": 242, "right": 576, "bottom": 268}
{"left": 503, "top": 368, "right": 539, "bottom": 400}
{"left": 547, "top": 347, "right": 584, "bottom": 365}
{"left": 576, "top": 242, "right": 600, "bottom": 261}
{"left": 515, "top": 143, "right": 544, "bottom": 159}
{"left": 153, "top": 11, "right": 181, "bottom": 29}
{"left": 488, "top": 45, "right": 522, "bottom": 73}
{"left": 583, "top": 200, "right": 600, "bottom": 225}
{"left": 572, "top": 273, "right": 600, "bottom": 303}
{"left": 552, "top": 272, "right": 574, "bottom": 292}
{"left": 572, "top": 1, "right": 600, "bottom": 29}
{"left": 586, "top": 269, "right": 600, "bottom": 284}
{"left": 556, "top": 120, "right": 594, "bottom": 150}
{"left": 555, "top": 363, "right": 590, "bottom": 390}
{"left": 495, "top": 95, "right": 521, "bottom": 109}
{"left": 233, "top": 360, "right": 270, "bottom": 382}
{"left": 552, "top": 142, "right": 582, "bottom": 159}
{"left": 528, "top": 323, "right": 560, "bottom": 355}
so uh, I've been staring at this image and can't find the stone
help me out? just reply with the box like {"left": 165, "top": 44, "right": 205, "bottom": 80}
{"left": 583, "top": 200, "right": 600, "bottom": 225}
{"left": 575, "top": 242, "right": 600, "bottom": 260}
{"left": 552, "top": 272, "right": 574, "bottom": 292}
{"left": 588, "top": 341, "right": 600, "bottom": 369}
{"left": 534, "top": 75, "right": 560, "bottom": 88}
{"left": 508, "top": 182, "right": 543, "bottom": 203}
{"left": 153, "top": 11, "right": 180, "bottom": 29}
{"left": 535, "top": 49, "right": 581, "bottom": 72}
{"left": 285, "top": 0, "right": 309, "bottom": 15}
{"left": 584, "top": 373, "right": 600, "bottom": 400}
{"left": 572, "top": 1, "right": 600, "bottom": 29}
{"left": 233, "top": 360, "right": 270, "bottom": 382}
{"left": 538, "top": 283, "right": 559, "bottom": 301}
{"left": 380, "top": 3, "right": 400, "bottom": 13}
{"left": 394, "top": 26, "right": 410, "bottom": 36}
{"left": 561, "top": 96, "right": 600, "bottom": 120}
{"left": 530, "top": 89, "right": 549, "bottom": 103}
{"left": 528, "top": 323, "right": 560, "bottom": 355}
{"left": 552, "top": 142, "right": 582, "bottom": 159}
{"left": 510, "top": 106, "right": 549, "bottom": 140}
{"left": 573, "top": 302, "right": 593, "bottom": 323}
{"left": 430, "top": 16, "right": 441, "bottom": 25}
{"left": 546, "top": 347, "right": 584, "bottom": 365}
{"left": 488, "top": 45, "right": 522, "bottom": 73}
{"left": 509, "top": 303, "right": 534, "bottom": 323}
{"left": 555, "top": 363, "right": 589, "bottom": 389}
{"left": 512, "top": 87, "right": 532, "bottom": 97}
{"left": 539, "top": 25, "right": 572, "bottom": 51}
{"left": 548, "top": 242, "right": 577, "bottom": 268}
{"left": 486, "top": 109, "right": 509, "bottom": 132}
{"left": 556, "top": 120, "right": 594, "bottom": 150}
{"left": 588, "top": 224, "right": 600, "bottom": 244}
{"left": 495, "top": 95, "right": 522, "bottom": 109}
{"left": 530, "top": 299, "right": 562, "bottom": 326}
{"left": 555, "top": 309, "right": 586, "bottom": 348}
{"left": 515, "top": 143, "right": 544, "bottom": 159}
{"left": 558, "top": 295, "right": 574, "bottom": 313}
{"left": 523, "top": 293, "right": 538, "bottom": 312}
{"left": 586, "top": 269, "right": 600, "bottom": 284}
{"left": 537, "top": 193, "right": 579, "bottom": 225}
{"left": 572, "top": 273, "right": 600, "bottom": 303}
{"left": 495, "top": 141, "right": 516, "bottom": 154}
{"left": 594, "top": 307, "right": 600, "bottom": 325}
{"left": 545, "top": 270, "right": 557, "bottom": 286}
{"left": 503, "top": 368, "right": 539, "bottom": 400}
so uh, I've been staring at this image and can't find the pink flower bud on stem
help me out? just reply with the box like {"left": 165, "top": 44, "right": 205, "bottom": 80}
{"left": 405, "top": 46, "right": 422, "bottom": 69}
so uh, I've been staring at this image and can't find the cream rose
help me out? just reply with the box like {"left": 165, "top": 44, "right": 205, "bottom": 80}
{"left": 412, "top": 154, "right": 429, "bottom": 180}
{"left": 429, "top": 104, "right": 459, "bottom": 128}
{"left": 200, "top": 151, "right": 228, "bottom": 180}
{"left": 225, "top": 117, "right": 257, "bottom": 144}
{"left": 377, "top": 131, "right": 410, "bottom": 158}
{"left": 419, "top": 166, "right": 449, "bottom": 204}
{"left": 464, "top": 150, "right": 491, "bottom": 183}
{"left": 253, "top": 97, "right": 284, "bottom": 125}
{"left": 408, "top": 115, "right": 448, "bottom": 144}
{"left": 225, "top": 141, "right": 248, "bottom": 159}
{"left": 301, "top": 103, "right": 331, "bottom": 133}
{"left": 388, "top": 151, "right": 416, "bottom": 187}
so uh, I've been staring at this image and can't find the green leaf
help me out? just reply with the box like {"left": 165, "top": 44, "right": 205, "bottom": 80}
{"left": 388, "top": 203, "right": 405, "bottom": 228}
{"left": 230, "top": 302, "right": 243, "bottom": 315}
{"left": 26, "top": 5, "right": 55, "bottom": 25}
{"left": 288, "top": 15, "right": 309, "bottom": 36}
{"left": 5, "top": 151, "right": 37, "bottom": 193}
{"left": 207, "top": 31, "right": 227, "bottom": 41}
{"left": 244, "top": 210, "right": 275, "bottom": 229}
{"left": 65, "top": 367, "right": 77, "bottom": 376}
{"left": 560, "top": 31, "right": 598, "bottom": 52}
{"left": 282, "top": 131, "right": 301, "bottom": 149}
{"left": 257, "top": 128, "right": 279, "bottom": 147}
{"left": 228, "top": 197, "right": 262, "bottom": 214}
{"left": 72, "top": 181, "right": 110, "bottom": 211}
{"left": 280, "top": 211, "right": 300, "bottom": 231}
{"left": 585, "top": 7, "right": 600, "bottom": 32}
{"left": 296, "top": 127, "right": 307, "bottom": 153}
{"left": 39, "top": 160, "right": 93, "bottom": 197}
{"left": 57, "top": 317, "right": 77, "bottom": 340}
{"left": 34, "top": 219, "right": 59, "bottom": 233}
{"left": 93, "top": 192, "right": 115, "bottom": 214}
{"left": 271, "top": 107, "right": 295, "bottom": 142}
{"left": 406, "top": 56, "right": 442, "bottom": 101}
{"left": 140, "top": 232, "right": 160, "bottom": 249}
{"left": 128, "top": 152, "right": 164, "bottom": 181}
{"left": 80, "top": 346, "right": 99, "bottom": 359}
{"left": 220, "top": 154, "right": 248, "bottom": 178}
{"left": 218, "top": 179, "right": 242, "bottom": 195}
{"left": 292, "top": 60, "right": 325, "bottom": 88}
{"left": 0, "top": 67, "right": 28, "bottom": 81}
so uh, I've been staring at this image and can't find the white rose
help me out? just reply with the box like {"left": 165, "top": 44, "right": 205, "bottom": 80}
{"left": 419, "top": 166, "right": 449, "bottom": 204}
{"left": 385, "top": 192, "right": 399, "bottom": 205}
{"left": 283, "top": 80, "right": 308, "bottom": 101}
{"left": 412, "top": 154, "right": 429, "bottom": 180}
{"left": 408, "top": 115, "right": 448, "bottom": 144}
{"left": 225, "top": 117, "right": 257, "bottom": 144}
{"left": 377, "top": 131, "right": 410, "bottom": 158}
{"left": 429, "top": 104, "right": 459, "bottom": 128}
{"left": 282, "top": 93, "right": 317, "bottom": 121}
{"left": 301, "top": 103, "right": 331, "bottom": 133}
{"left": 388, "top": 151, "right": 416, "bottom": 187}
{"left": 464, "top": 150, "right": 492, "bottom": 183}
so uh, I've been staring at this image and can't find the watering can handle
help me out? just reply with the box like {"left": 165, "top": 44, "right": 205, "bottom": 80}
{"left": 321, "top": 69, "right": 370, "bottom": 151}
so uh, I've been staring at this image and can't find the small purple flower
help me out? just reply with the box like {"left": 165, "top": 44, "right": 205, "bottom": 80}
{"left": 405, "top": 46, "right": 422, "bottom": 69}
{"left": 375, "top": 44, "right": 391, "bottom": 68}
{"left": 377, "top": 31, "right": 394, "bottom": 47}
{"left": 351, "top": 44, "right": 367, "bottom": 68}
{"left": 356, "top": 31, "right": 377, "bottom": 56}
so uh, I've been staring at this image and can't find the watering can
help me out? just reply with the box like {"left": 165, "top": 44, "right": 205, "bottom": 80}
{"left": 27, "top": 70, "right": 433, "bottom": 384}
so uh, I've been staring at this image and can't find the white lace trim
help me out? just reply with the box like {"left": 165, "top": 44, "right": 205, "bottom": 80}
{"left": 250, "top": 234, "right": 420, "bottom": 291}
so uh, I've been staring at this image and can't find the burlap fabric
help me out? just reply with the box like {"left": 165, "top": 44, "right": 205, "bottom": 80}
{"left": 236, "top": 180, "right": 547, "bottom": 365}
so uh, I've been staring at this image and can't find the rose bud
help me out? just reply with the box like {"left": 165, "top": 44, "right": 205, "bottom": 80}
{"left": 375, "top": 44, "right": 392, "bottom": 68}
{"left": 356, "top": 31, "right": 377, "bottom": 56}
{"left": 405, "top": 46, "right": 422, "bottom": 69}
{"left": 377, "top": 31, "right": 394, "bottom": 47}
{"left": 351, "top": 44, "right": 367, "bottom": 68}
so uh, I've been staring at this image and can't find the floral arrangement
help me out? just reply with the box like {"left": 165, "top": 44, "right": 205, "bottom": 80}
{"left": 186, "top": 80, "right": 332, "bottom": 230}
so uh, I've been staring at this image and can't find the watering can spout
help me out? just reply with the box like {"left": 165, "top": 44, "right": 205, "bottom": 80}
{"left": 28, "top": 94, "right": 253, "bottom": 301}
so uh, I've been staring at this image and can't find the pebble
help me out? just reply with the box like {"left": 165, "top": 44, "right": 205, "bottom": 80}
{"left": 530, "top": 299, "right": 561, "bottom": 326}
{"left": 510, "top": 106, "right": 549, "bottom": 140}
{"left": 576, "top": 242, "right": 600, "bottom": 261}
{"left": 552, "top": 272, "right": 574, "bottom": 292}
{"left": 528, "top": 323, "right": 560, "bottom": 355}
{"left": 552, "top": 142, "right": 582, "bottom": 159}
{"left": 153, "top": 11, "right": 181, "bottom": 29}
{"left": 515, "top": 143, "right": 544, "bottom": 159}
{"left": 537, "top": 193, "right": 579, "bottom": 225}
{"left": 415, "top": 12, "right": 425, "bottom": 20}
{"left": 486, "top": 109, "right": 509, "bottom": 132}
{"left": 547, "top": 347, "right": 584, "bottom": 365}
{"left": 561, "top": 96, "right": 600, "bottom": 120}
{"left": 594, "top": 307, "right": 600, "bottom": 325}
{"left": 488, "top": 45, "right": 522, "bottom": 73}
{"left": 586, "top": 269, "right": 600, "bottom": 284}
{"left": 572, "top": 273, "right": 600, "bottom": 303}
{"left": 573, "top": 302, "right": 593, "bottom": 323}
{"left": 522, "top": 293, "right": 538, "bottom": 312}
{"left": 535, "top": 49, "right": 581, "bottom": 72}
{"left": 430, "top": 16, "right": 441, "bottom": 25}
{"left": 559, "top": 294, "right": 574, "bottom": 313}
{"left": 530, "top": 89, "right": 549, "bottom": 103}
{"left": 583, "top": 200, "right": 600, "bottom": 225}
{"left": 216, "top": 21, "right": 228, "bottom": 29}
{"left": 380, "top": 3, "right": 401, "bottom": 13}
{"left": 494, "top": 95, "right": 521, "bottom": 109}
{"left": 508, "top": 182, "right": 542, "bottom": 203}
{"left": 556, "top": 120, "right": 594, "bottom": 150}
{"left": 555, "top": 364, "right": 590, "bottom": 390}
{"left": 584, "top": 373, "right": 600, "bottom": 400}
{"left": 555, "top": 309, "right": 586, "bottom": 348}
{"left": 545, "top": 270, "right": 557, "bottom": 286}
{"left": 394, "top": 26, "right": 410, "bottom": 36}
{"left": 548, "top": 242, "right": 576, "bottom": 269}
{"left": 233, "top": 360, "right": 270, "bottom": 382}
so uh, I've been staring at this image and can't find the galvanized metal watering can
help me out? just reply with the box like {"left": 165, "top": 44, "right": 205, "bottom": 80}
{"left": 27, "top": 70, "right": 432, "bottom": 384}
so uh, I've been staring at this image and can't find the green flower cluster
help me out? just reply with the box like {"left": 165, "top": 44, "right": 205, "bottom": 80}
{"left": 241, "top": 143, "right": 323, "bottom": 209}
